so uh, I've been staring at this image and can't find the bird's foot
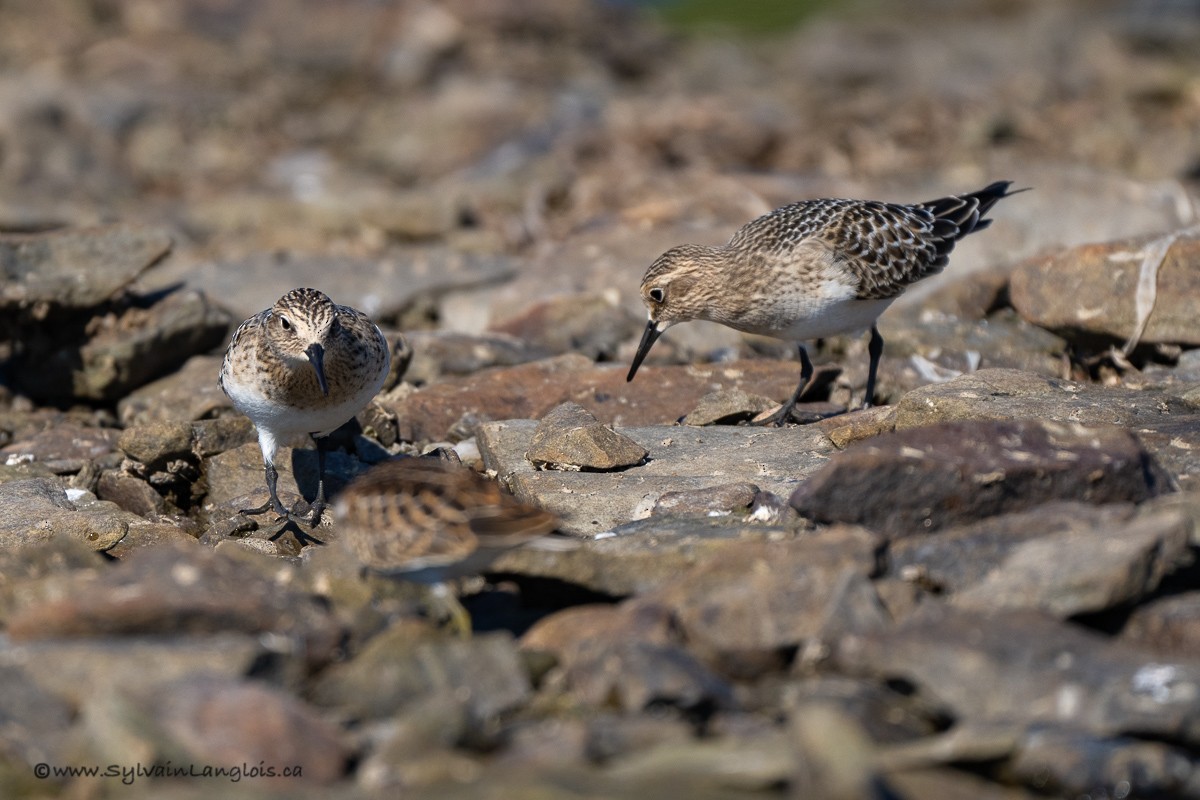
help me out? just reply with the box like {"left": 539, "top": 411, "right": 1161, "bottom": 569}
{"left": 753, "top": 403, "right": 798, "bottom": 427}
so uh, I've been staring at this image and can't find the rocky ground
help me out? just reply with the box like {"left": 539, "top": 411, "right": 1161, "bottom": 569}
{"left": 1, "top": 0, "right": 1200, "bottom": 797}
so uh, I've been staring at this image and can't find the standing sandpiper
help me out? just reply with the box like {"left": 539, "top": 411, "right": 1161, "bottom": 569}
{"left": 334, "top": 457, "right": 562, "bottom": 633}
{"left": 219, "top": 287, "right": 391, "bottom": 525}
{"left": 627, "top": 181, "right": 1021, "bottom": 424}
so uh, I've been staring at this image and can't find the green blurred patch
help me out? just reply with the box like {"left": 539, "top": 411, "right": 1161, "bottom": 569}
{"left": 652, "top": 0, "right": 848, "bottom": 34}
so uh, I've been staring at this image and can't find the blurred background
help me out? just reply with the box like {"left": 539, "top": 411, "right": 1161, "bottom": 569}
{"left": 1, "top": 0, "right": 1198, "bottom": 340}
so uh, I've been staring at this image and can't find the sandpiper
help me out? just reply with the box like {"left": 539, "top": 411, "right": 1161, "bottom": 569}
{"left": 627, "top": 181, "right": 1022, "bottom": 424}
{"left": 219, "top": 287, "right": 391, "bottom": 525}
{"left": 333, "top": 457, "right": 562, "bottom": 633}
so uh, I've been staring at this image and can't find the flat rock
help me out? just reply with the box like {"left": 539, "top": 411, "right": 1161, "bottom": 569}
{"left": 525, "top": 401, "right": 647, "bottom": 471}
{"left": 0, "top": 423, "right": 121, "bottom": 471}
{"left": 203, "top": 441, "right": 369, "bottom": 520}
{"left": 491, "top": 516, "right": 798, "bottom": 597}
{"left": 0, "top": 224, "right": 171, "bottom": 311}
{"left": 1009, "top": 232, "right": 1200, "bottom": 347}
{"left": 895, "top": 368, "right": 1197, "bottom": 428}
{"left": 386, "top": 355, "right": 811, "bottom": 442}
{"left": 952, "top": 507, "right": 1193, "bottom": 617}
{"left": 651, "top": 481, "right": 760, "bottom": 517}
{"left": 479, "top": 419, "right": 835, "bottom": 535}
{"left": 790, "top": 418, "right": 1162, "bottom": 538}
{"left": 833, "top": 604, "right": 1200, "bottom": 745}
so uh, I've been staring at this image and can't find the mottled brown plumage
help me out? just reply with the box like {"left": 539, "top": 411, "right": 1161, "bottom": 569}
{"left": 334, "top": 458, "right": 560, "bottom": 581}
{"left": 220, "top": 287, "right": 391, "bottom": 525}
{"left": 629, "top": 181, "right": 1021, "bottom": 423}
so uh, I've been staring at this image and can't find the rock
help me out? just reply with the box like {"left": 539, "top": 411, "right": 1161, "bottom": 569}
{"left": 790, "top": 418, "right": 1163, "bottom": 538}
{"left": 0, "top": 423, "right": 121, "bottom": 472}
{"left": 95, "top": 470, "right": 167, "bottom": 516}
{"left": 385, "top": 355, "right": 814, "bottom": 441}
{"left": 116, "top": 354, "right": 232, "bottom": 425}
{"left": 635, "top": 528, "right": 882, "bottom": 677}
{"left": 0, "top": 664, "right": 75, "bottom": 766}
{"left": 0, "top": 478, "right": 130, "bottom": 551}
{"left": 525, "top": 401, "right": 647, "bottom": 471}
{"left": 788, "top": 703, "right": 884, "bottom": 800}
{"left": 1009, "top": 232, "right": 1200, "bottom": 347}
{"left": 400, "top": 330, "right": 547, "bottom": 385}
{"left": 202, "top": 442, "right": 368, "bottom": 522}
{"left": 1121, "top": 592, "right": 1200, "bottom": 658}
{"left": 4, "top": 544, "right": 342, "bottom": 668}
{"left": 151, "top": 247, "right": 516, "bottom": 324}
{"left": 489, "top": 292, "right": 644, "bottom": 361}
{"left": 833, "top": 605, "right": 1200, "bottom": 746}
{"left": 1007, "top": 726, "right": 1200, "bottom": 800}
{"left": 96, "top": 675, "right": 348, "bottom": 785}
{"left": 888, "top": 502, "right": 1140, "bottom": 593}
{"left": 603, "top": 728, "right": 795, "bottom": 791}
{"left": 117, "top": 420, "right": 193, "bottom": 468}
{"left": 521, "top": 603, "right": 733, "bottom": 712}
{"left": 310, "top": 625, "right": 531, "bottom": 727}
{"left": 682, "top": 388, "right": 780, "bottom": 426}
{"left": 0, "top": 224, "right": 171, "bottom": 311}
{"left": 895, "top": 368, "right": 1197, "bottom": 429}
{"left": 492, "top": 516, "right": 797, "bottom": 597}
{"left": 815, "top": 405, "right": 897, "bottom": 449}
{"left": 952, "top": 507, "right": 1193, "bottom": 617}
{"left": 0, "top": 635, "right": 268, "bottom": 709}
{"left": 14, "top": 288, "right": 233, "bottom": 403}
{"left": 774, "top": 678, "right": 938, "bottom": 745}
{"left": 480, "top": 419, "right": 834, "bottom": 535}
{"left": 651, "top": 481, "right": 759, "bottom": 518}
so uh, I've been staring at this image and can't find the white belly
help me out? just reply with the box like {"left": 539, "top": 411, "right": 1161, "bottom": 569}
{"left": 726, "top": 277, "right": 895, "bottom": 342}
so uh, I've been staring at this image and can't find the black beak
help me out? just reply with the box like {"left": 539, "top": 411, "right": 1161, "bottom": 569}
{"left": 305, "top": 342, "right": 329, "bottom": 396}
{"left": 626, "top": 320, "right": 663, "bottom": 382}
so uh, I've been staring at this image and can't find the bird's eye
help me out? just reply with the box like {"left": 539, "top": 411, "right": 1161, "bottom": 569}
{"left": 279, "top": 316, "right": 291, "bottom": 331}
{"left": 648, "top": 287, "right": 665, "bottom": 303}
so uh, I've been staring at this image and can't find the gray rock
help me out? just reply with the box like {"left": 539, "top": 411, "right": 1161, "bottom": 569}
{"left": 4, "top": 543, "right": 342, "bottom": 668}
{"left": 525, "top": 401, "right": 647, "bottom": 471}
{"left": 310, "top": 626, "right": 531, "bottom": 727}
{"left": 0, "top": 663, "right": 75, "bottom": 766}
{"left": 651, "top": 482, "right": 759, "bottom": 517}
{"left": 894, "top": 368, "right": 1195, "bottom": 429}
{"left": 952, "top": 507, "right": 1193, "bottom": 618}
{"left": 0, "top": 478, "right": 130, "bottom": 551}
{"left": 0, "top": 423, "right": 121, "bottom": 472}
{"left": 1007, "top": 726, "right": 1200, "bottom": 799}
{"left": 682, "top": 388, "right": 780, "bottom": 426}
{"left": 790, "top": 418, "right": 1162, "bottom": 538}
{"left": 833, "top": 604, "right": 1200, "bottom": 746}
{"left": 0, "top": 224, "right": 171, "bottom": 311}
{"left": 1121, "top": 591, "right": 1200, "bottom": 658}
{"left": 91, "top": 675, "right": 348, "bottom": 785}
{"left": 96, "top": 470, "right": 167, "bottom": 517}
{"left": 400, "top": 330, "right": 547, "bottom": 385}
{"left": 1009, "top": 232, "right": 1200, "bottom": 347}
{"left": 888, "top": 502, "right": 1140, "bottom": 593}
{"left": 116, "top": 354, "right": 232, "bottom": 426}
{"left": 117, "top": 420, "right": 193, "bottom": 469}
{"left": 488, "top": 292, "right": 644, "bottom": 361}
{"left": 491, "top": 515, "right": 797, "bottom": 597}
{"left": 480, "top": 419, "right": 834, "bottom": 535}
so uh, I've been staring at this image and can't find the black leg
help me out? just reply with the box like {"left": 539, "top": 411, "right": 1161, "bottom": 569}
{"left": 863, "top": 324, "right": 883, "bottom": 410}
{"left": 759, "top": 344, "right": 814, "bottom": 427}
{"left": 304, "top": 436, "right": 329, "bottom": 525}
{"left": 240, "top": 462, "right": 289, "bottom": 517}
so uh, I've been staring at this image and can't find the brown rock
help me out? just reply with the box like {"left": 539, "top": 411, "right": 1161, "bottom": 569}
{"left": 386, "top": 355, "right": 811, "bottom": 441}
{"left": 682, "top": 388, "right": 780, "bottom": 426}
{"left": 96, "top": 470, "right": 167, "bottom": 516}
{"left": 0, "top": 424, "right": 121, "bottom": 470}
{"left": 525, "top": 401, "right": 647, "bottom": 470}
{"left": 790, "top": 418, "right": 1163, "bottom": 538}
{"left": 116, "top": 355, "right": 233, "bottom": 426}
{"left": 652, "top": 482, "right": 759, "bottom": 517}
{"left": 0, "top": 478, "right": 130, "bottom": 551}
{"left": 1009, "top": 232, "right": 1200, "bottom": 346}
{"left": 1121, "top": 592, "right": 1200, "bottom": 658}
{"left": 489, "top": 292, "right": 643, "bottom": 360}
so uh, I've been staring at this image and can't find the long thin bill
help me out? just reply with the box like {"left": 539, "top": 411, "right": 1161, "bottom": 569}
{"left": 626, "top": 320, "right": 663, "bottom": 382}
{"left": 305, "top": 342, "right": 330, "bottom": 396}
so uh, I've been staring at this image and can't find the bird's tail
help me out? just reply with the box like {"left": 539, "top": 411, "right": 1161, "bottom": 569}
{"left": 921, "top": 181, "right": 1028, "bottom": 241}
